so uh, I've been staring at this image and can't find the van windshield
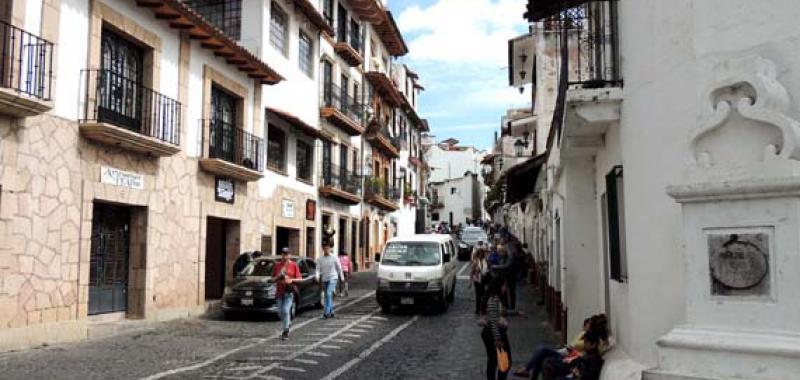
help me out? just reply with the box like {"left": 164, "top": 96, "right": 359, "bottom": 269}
{"left": 381, "top": 242, "right": 441, "bottom": 266}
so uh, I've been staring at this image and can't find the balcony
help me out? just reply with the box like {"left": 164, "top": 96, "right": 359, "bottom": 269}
{"left": 319, "top": 163, "right": 362, "bottom": 205}
{"left": 554, "top": 1, "right": 623, "bottom": 155}
{"left": 365, "top": 71, "right": 403, "bottom": 107}
{"left": 200, "top": 119, "right": 264, "bottom": 182}
{"left": 79, "top": 69, "right": 181, "bottom": 157}
{"left": 320, "top": 83, "right": 364, "bottom": 135}
{"left": 333, "top": 24, "right": 363, "bottom": 67}
{"left": 0, "top": 20, "right": 54, "bottom": 117}
{"left": 366, "top": 127, "right": 400, "bottom": 158}
{"left": 364, "top": 180, "right": 400, "bottom": 211}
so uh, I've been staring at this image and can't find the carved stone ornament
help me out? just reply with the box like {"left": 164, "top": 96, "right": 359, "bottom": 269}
{"left": 691, "top": 56, "right": 800, "bottom": 170}
{"left": 708, "top": 233, "right": 770, "bottom": 297}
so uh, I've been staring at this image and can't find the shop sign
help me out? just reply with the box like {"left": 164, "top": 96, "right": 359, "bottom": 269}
{"left": 215, "top": 177, "right": 235, "bottom": 204}
{"left": 306, "top": 200, "right": 316, "bottom": 221}
{"left": 100, "top": 166, "right": 144, "bottom": 190}
{"left": 282, "top": 199, "right": 295, "bottom": 218}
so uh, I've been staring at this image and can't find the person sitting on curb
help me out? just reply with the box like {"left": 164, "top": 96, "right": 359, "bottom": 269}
{"left": 514, "top": 314, "right": 610, "bottom": 379}
{"left": 541, "top": 330, "right": 604, "bottom": 380}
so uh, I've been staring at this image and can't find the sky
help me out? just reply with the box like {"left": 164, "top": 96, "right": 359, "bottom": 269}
{"left": 387, "top": 0, "right": 531, "bottom": 151}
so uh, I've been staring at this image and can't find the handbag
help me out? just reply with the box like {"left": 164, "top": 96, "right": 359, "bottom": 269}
{"left": 496, "top": 347, "right": 510, "bottom": 372}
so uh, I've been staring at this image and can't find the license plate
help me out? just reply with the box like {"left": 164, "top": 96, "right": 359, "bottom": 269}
{"left": 241, "top": 298, "right": 253, "bottom": 306}
{"left": 400, "top": 297, "right": 414, "bottom": 305}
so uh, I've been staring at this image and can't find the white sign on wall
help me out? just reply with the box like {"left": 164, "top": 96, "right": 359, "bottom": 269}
{"left": 282, "top": 199, "right": 295, "bottom": 218}
{"left": 100, "top": 166, "right": 144, "bottom": 190}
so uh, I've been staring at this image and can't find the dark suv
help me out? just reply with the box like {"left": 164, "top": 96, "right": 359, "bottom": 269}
{"left": 222, "top": 256, "right": 322, "bottom": 319}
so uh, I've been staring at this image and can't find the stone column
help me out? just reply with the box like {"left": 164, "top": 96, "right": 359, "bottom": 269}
{"left": 647, "top": 55, "right": 800, "bottom": 379}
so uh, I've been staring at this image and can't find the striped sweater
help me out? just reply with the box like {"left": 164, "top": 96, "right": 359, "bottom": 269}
{"left": 486, "top": 295, "right": 502, "bottom": 341}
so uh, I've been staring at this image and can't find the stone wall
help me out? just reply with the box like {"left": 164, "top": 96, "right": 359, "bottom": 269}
{"left": 0, "top": 109, "right": 280, "bottom": 350}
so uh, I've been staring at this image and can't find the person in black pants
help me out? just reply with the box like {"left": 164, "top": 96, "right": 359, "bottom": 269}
{"left": 480, "top": 274, "right": 512, "bottom": 380}
{"left": 492, "top": 245, "right": 516, "bottom": 312}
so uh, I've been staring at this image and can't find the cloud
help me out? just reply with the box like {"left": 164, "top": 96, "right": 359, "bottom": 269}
{"left": 392, "top": 0, "right": 530, "bottom": 150}
{"left": 397, "top": 0, "right": 527, "bottom": 66}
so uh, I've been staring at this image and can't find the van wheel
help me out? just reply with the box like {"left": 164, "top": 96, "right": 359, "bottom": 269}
{"left": 438, "top": 290, "right": 449, "bottom": 313}
{"left": 446, "top": 283, "right": 455, "bottom": 302}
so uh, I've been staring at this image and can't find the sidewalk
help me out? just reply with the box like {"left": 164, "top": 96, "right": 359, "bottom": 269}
{"left": 504, "top": 277, "right": 561, "bottom": 377}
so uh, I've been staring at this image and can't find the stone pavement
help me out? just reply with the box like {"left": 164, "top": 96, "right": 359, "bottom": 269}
{"left": 0, "top": 264, "right": 558, "bottom": 380}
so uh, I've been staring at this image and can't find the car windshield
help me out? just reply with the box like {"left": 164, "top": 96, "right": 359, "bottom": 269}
{"left": 462, "top": 230, "right": 487, "bottom": 243}
{"left": 381, "top": 242, "right": 441, "bottom": 266}
{"left": 240, "top": 259, "right": 276, "bottom": 277}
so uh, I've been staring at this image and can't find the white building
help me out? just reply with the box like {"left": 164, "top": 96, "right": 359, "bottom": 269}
{"left": 429, "top": 173, "right": 481, "bottom": 229}
{"left": 425, "top": 138, "right": 487, "bottom": 228}
{"left": 513, "top": 0, "right": 800, "bottom": 379}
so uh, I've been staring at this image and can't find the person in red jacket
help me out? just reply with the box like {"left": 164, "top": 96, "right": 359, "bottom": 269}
{"left": 272, "top": 247, "right": 301, "bottom": 340}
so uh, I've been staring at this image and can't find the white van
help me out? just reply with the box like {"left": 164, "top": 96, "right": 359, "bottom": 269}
{"left": 375, "top": 234, "right": 458, "bottom": 313}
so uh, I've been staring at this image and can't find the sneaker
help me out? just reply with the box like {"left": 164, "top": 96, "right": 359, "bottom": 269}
{"left": 322, "top": 313, "right": 329, "bottom": 319}
{"left": 280, "top": 330, "right": 289, "bottom": 340}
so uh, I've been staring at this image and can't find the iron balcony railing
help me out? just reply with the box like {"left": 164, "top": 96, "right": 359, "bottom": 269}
{"left": 322, "top": 82, "right": 364, "bottom": 125}
{"left": 184, "top": 0, "right": 242, "bottom": 40}
{"left": 335, "top": 23, "right": 363, "bottom": 55}
{"left": 81, "top": 69, "right": 181, "bottom": 145}
{"left": 556, "top": 0, "right": 621, "bottom": 88}
{"left": 365, "top": 180, "right": 401, "bottom": 201}
{"left": 546, "top": 0, "right": 620, "bottom": 144}
{"left": 321, "top": 162, "right": 362, "bottom": 196}
{"left": 0, "top": 19, "right": 54, "bottom": 100}
{"left": 205, "top": 119, "right": 264, "bottom": 171}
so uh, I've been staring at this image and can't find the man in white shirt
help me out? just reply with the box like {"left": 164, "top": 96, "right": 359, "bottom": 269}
{"left": 316, "top": 241, "right": 343, "bottom": 318}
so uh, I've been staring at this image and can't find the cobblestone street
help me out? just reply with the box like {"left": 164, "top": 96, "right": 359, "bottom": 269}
{"left": 0, "top": 266, "right": 556, "bottom": 380}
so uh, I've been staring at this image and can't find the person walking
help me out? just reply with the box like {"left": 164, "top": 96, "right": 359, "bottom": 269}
{"left": 471, "top": 241, "right": 489, "bottom": 314}
{"left": 337, "top": 251, "right": 352, "bottom": 297}
{"left": 492, "top": 245, "right": 517, "bottom": 313}
{"left": 271, "top": 247, "right": 301, "bottom": 340}
{"left": 316, "top": 242, "right": 343, "bottom": 318}
{"left": 480, "top": 273, "right": 512, "bottom": 380}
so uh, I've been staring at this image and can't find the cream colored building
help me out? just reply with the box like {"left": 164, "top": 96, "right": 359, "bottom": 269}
{"left": 0, "top": 0, "right": 426, "bottom": 352}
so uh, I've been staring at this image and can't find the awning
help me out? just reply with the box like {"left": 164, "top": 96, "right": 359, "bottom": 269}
{"left": 266, "top": 107, "right": 326, "bottom": 140}
{"left": 505, "top": 153, "right": 546, "bottom": 203}
{"left": 137, "top": 0, "right": 283, "bottom": 84}
{"left": 289, "top": 0, "right": 335, "bottom": 36}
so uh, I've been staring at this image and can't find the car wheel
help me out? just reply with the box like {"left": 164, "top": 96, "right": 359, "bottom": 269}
{"left": 380, "top": 303, "right": 391, "bottom": 314}
{"left": 315, "top": 292, "right": 323, "bottom": 309}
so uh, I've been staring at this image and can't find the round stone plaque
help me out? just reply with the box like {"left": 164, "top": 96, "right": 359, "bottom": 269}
{"left": 709, "top": 235, "right": 768, "bottom": 290}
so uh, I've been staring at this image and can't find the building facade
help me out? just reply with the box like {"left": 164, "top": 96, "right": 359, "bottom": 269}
{"left": 502, "top": 1, "right": 800, "bottom": 379}
{"left": 0, "top": 0, "right": 426, "bottom": 352}
{"left": 425, "top": 138, "right": 486, "bottom": 230}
